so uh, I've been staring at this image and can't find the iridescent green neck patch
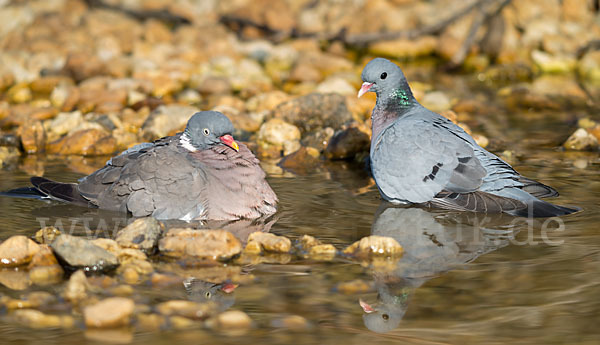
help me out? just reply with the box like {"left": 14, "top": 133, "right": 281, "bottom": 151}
{"left": 390, "top": 89, "right": 411, "bottom": 106}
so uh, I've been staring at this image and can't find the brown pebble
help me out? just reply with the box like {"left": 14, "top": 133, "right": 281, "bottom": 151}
{"left": 0, "top": 236, "right": 41, "bottom": 268}
{"left": 84, "top": 297, "right": 135, "bottom": 328}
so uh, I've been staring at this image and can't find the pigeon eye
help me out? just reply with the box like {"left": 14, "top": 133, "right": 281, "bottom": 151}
{"left": 382, "top": 314, "right": 389, "bottom": 321}
{"left": 202, "top": 128, "right": 210, "bottom": 136}
{"left": 380, "top": 72, "right": 387, "bottom": 80}
{"left": 205, "top": 291, "right": 211, "bottom": 299}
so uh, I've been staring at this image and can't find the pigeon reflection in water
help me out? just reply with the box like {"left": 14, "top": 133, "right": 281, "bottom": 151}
{"left": 30, "top": 203, "right": 275, "bottom": 244}
{"left": 360, "top": 204, "right": 520, "bottom": 333}
{"left": 183, "top": 278, "right": 237, "bottom": 312}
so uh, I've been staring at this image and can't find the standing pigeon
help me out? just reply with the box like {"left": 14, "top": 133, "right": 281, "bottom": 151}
{"left": 22, "top": 111, "right": 277, "bottom": 220}
{"left": 358, "top": 58, "right": 577, "bottom": 217}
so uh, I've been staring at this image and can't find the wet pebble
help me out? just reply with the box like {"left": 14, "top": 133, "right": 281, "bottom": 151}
{"left": 298, "top": 235, "right": 322, "bottom": 250}
{"left": 28, "top": 244, "right": 64, "bottom": 285}
{"left": 13, "top": 309, "right": 74, "bottom": 329}
{"left": 257, "top": 118, "right": 301, "bottom": 157}
{"left": 158, "top": 229, "right": 242, "bottom": 261}
{"left": 246, "top": 232, "right": 291, "bottom": 254}
{"left": 0, "top": 235, "right": 40, "bottom": 268}
{"left": 50, "top": 235, "right": 119, "bottom": 273}
{"left": 336, "top": 279, "right": 374, "bottom": 294}
{"left": 278, "top": 146, "right": 321, "bottom": 173}
{"left": 421, "top": 91, "right": 452, "bottom": 112}
{"left": 169, "top": 315, "right": 197, "bottom": 330}
{"left": 84, "top": 297, "right": 135, "bottom": 328}
{"left": 324, "top": 125, "right": 370, "bottom": 160}
{"left": 84, "top": 328, "right": 134, "bottom": 344}
{"left": 0, "top": 146, "right": 20, "bottom": 168}
{"left": 141, "top": 104, "right": 198, "bottom": 140}
{"left": 16, "top": 120, "right": 46, "bottom": 153}
{"left": 137, "top": 313, "right": 167, "bottom": 331}
{"left": 34, "top": 226, "right": 61, "bottom": 244}
{"left": 44, "top": 111, "right": 83, "bottom": 139}
{"left": 7, "top": 82, "right": 32, "bottom": 103}
{"left": 308, "top": 244, "right": 337, "bottom": 261}
{"left": 270, "top": 93, "right": 352, "bottom": 135}
{"left": 46, "top": 128, "right": 117, "bottom": 156}
{"left": 343, "top": 236, "right": 404, "bottom": 259}
{"left": 115, "top": 217, "right": 162, "bottom": 254}
{"left": 63, "top": 270, "right": 90, "bottom": 303}
{"left": 212, "top": 310, "right": 252, "bottom": 331}
{"left": 156, "top": 300, "right": 214, "bottom": 320}
{"left": 0, "top": 269, "right": 31, "bottom": 290}
{"left": 563, "top": 128, "right": 599, "bottom": 151}
{"left": 370, "top": 36, "right": 438, "bottom": 59}
{"left": 271, "top": 314, "right": 310, "bottom": 331}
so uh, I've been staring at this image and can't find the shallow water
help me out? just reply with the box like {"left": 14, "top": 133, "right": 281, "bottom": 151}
{"left": 1, "top": 78, "right": 599, "bottom": 344}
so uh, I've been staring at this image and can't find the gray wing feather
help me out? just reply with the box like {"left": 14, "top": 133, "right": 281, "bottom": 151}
{"left": 371, "top": 119, "right": 486, "bottom": 203}
{"left": 78, "top": 136, "right": 209, "bottom": 220}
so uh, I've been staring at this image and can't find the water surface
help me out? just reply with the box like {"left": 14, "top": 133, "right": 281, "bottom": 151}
{"left": 0, "top": 78, "right": 599, "bottom": 344}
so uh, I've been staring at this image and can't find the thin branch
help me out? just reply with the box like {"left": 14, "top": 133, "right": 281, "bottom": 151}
{"left": 84, "top": 0, "right": 190, "bottom": 26}
{"left": 345, "top": 0, "right": 487, "bottom": 45}
{"left": 220, "top": 0, "right": 492, "bottom": 46}
{"left": 447, "top": 0, "right": 512, "bottom": 68}
{"left": 576, "top": 39, "right": 600, "bottom": 59}
{"left": 575, "top": 39, "right": 600, "bottom": 106}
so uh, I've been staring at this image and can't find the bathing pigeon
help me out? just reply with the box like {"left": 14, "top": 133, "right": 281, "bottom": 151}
{"left": 358, "top": 58, "right": 577, "bottom": 217}
{"left": 27, "top": 111, "right": 277, "bottom": 221}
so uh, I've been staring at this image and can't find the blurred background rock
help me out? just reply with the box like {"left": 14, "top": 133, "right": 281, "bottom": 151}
{"left": 0, "top": 0, "right": 598, "bottom": 171}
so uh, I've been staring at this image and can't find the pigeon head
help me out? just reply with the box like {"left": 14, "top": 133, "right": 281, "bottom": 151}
{"left": 361, "top": 302, "right": 405, "bottom": 333}
{"left": 359, "top": 285, "right": 410, "bottom": 333}
{"left": 184, "top": 278, "right": 237, "bottom": 311}
{"left": 358, "top": 58, "right": 414, "bottom": 107}
{"left": 181, "top": 111, "right": 239, "bottom": 152}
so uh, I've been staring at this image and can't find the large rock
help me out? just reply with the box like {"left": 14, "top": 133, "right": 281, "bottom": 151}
{"left": 50, "top": 235, "right": 119, "bottom": 272}
{"left": 158, "top": 229, "right": 242, "bottom": 260}
{"left": 84, "top": 297, "right": 135, "bottom": 328}
{"left": 270, "top": 93, "right": 353, "bottom": 135}
{"left": 0, "top": 236, "right": 40, "bottom": 268}
{"left": 46, "top": 128, "right": 117, "bottom": 156}
{"left": 141, "top": 104, "right": 198, "bottom": 140}
{"left": 324, "top": 126, "right": 370, "bottom": 160}
{"left": 115, "top": 217, "right": 162, "bottom": 254}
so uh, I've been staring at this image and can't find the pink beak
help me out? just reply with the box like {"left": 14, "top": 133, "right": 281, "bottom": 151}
{"left": 359, "top": 299, "right": 376, "bottom": 313}
{"left": 219, "top": 134, "right": 239, "bottom": 152}
{"left": 220, "top": 282, "right": 238, "bottom": 293}
{"left": 357, "top": 82, "right": 374, "bottom": 98}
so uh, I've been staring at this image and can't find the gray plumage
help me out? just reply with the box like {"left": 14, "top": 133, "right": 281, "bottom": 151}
{"left": 361, "top": 205, "right": 515, "bottom": 333}
{"left": 31, "top": 111, "right": 277, "bottom": 221}
{"left": 360, "top": 58, "right": 577, "bottom": 217}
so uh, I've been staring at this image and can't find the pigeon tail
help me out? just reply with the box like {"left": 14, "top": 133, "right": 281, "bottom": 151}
{"left": 30, "top": 176, "right": 91, "bottom": 206}
{"left": 0, "top": 186, "right": 48, "bottom": 200}
{"left": 508, "top": 199, "right": 579, "bottom": 218}
{"left": 518, "top": 177, "right": 559, "bottom": 198}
